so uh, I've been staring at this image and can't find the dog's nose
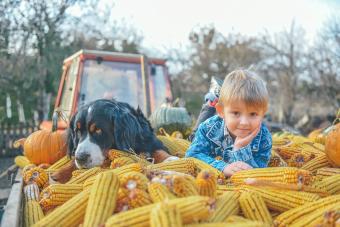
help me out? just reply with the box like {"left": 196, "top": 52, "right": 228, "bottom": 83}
{"left": 76, "top": 152, "right": 90, "bottom": 165}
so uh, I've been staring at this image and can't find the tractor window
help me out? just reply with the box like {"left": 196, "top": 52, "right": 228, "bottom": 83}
{"left": 149, "top": 65, "right": 171, "bottom": 111}
{"left": 79, "top": 60, "right": 144, "bottom": 110}
{"left": 59, "top": 57, "right": 80, "bottom": 118}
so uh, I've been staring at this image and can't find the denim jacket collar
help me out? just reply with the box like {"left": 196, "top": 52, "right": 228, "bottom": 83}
{"left": 205, "top": 116, "right": 262, "bottom": 151}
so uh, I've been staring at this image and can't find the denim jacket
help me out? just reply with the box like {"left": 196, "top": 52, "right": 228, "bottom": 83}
{"left": 185, "top": 115, "right": 272, "bottom": 172}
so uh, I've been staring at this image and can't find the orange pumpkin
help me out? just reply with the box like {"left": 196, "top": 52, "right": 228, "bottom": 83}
{"left": 325, "top": 123, "right": 340, "bottom": 167}
{"left": 14, "top": 130, "right": 67, "bottom": 165}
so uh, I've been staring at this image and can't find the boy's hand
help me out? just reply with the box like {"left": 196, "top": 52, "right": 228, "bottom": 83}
{"left": 223, "top": 161, "right": 252, "bottom": 177}
{"left": 233, "top": 125, "right": 261, "bottom": 150}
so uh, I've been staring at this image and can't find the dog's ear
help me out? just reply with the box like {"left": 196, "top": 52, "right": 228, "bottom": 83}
{"left": 111, "top": 111, "right": 143, "bottom": 151}
{"left": 67, "top": 114, "right": 76, "bottom": 157}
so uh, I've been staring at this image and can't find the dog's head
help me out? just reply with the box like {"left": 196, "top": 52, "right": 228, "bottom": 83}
{"left": 67, "top": 99, "right": 144, "bottom": 169}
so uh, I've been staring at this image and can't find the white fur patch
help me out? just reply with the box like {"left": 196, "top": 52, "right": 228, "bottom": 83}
{"left": 74, "top": 135, "right": 105, "bottom": 168}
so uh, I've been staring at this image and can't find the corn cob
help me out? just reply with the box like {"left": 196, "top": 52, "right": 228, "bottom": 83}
{"left": 47, "top": 155, "right": 71, "bottom": 171}
{"left": 301, "top": 154, "right": 331, "bottom": 172}
{"left": 239, "top": 191, "right": 272, "bottom": 224}
{"left": 83, "top": 171, "right": 119, "bottom": 227}
{"left": 225, "top": 215, "right": 258, "bottom": 223}
{"left": 230, "top": 167, "right": 312, "bottom": 185}
{"left": 23, "top": 164, "right": 37, "bottom": 174}
{"left": 268, "top": 150, "right": 287, "bottom": 167}
{"left": 127, "top": 188, "right": 153, "bottom": 209}
{"left": 24, "top": 183, "right": 40, "bottom": 201}
{"left": 208, "top": 191, "right": 239, "bottom": 222}
{"left": 34, "top": 189, "right": 90, "bottom": 227}
{"left": 287, "top": 152, "right": 313, "bottom": 168}
{"left": 196, "top": 169, "right": 217, "bottom": 198}
{"left": 148, "top": 182, "right": 177, "bottom": 202}
{"left": 146, "top": 158, "right": 196, "bottom": 175}
{"left": 313, "top": 174, "right": 340, "bottom": 195}
{"left": 216, "top": 185, "right": 237, "bottom": 196}
{"left": 274, "top": 194, "right": 340, "bottom": 227}
{"left": 316, "top": 167, "right": 340, "bottom": 177}
{"left": 290, "top": 202, "right": 340, "bottom": 227}
{"left": 83, "top": 163, "right": 145, "bottom": 190}
{"left": 23, "top": 167, "right": 48, "bottom": 188}
{"left": 24, "top": 200, "right": 45, "bottom": 227}
{"left": 119, "top": 171, "right": 149, "bottom": 191}
{"left": 188, "top": 157, "right": 225, "bottom": 184}
{"left": 15, "top": 155, "right": 31, "bottom": 168}
{"left": 39, "top": 184, "right": 83, "bottom": 210}
{"left": 241, "top": 186, "right": 320, "bottom": 212}
{"left": 71, "top": 169, "right": 87, "bottom": 178}
{"left": 314, "top": 209, "right": 340, "bottom": 227}
{"left": 157, "top": 135, "right": 189, "bottom": 158}
{"left": 105, "top": 196, "right": 214, "bottom": 227}
{"left": 274, "top": 146, "right": 302, "bottom": 159}
{"left": 150, "top": 203, "right": 183, "bottom": 227}
{"left": 185, "top": 222, "right": 267, "bottom": 227}
{"left": 108, "top": 149, "right": 151, "bottom": 165}
{"left": 66, "top": 167, "right": 103, "bottom": 184}
{"left": 115, "top": 188, "right": 130, "bottom": 213}
{"left": 272, "top": 138, "right": 291, "bottom": 147}
{"left": 110, "top": 156, "right": 136, "bottom": 169}
{"left": 167, "top": 175, "right": 199, "bottom": 197}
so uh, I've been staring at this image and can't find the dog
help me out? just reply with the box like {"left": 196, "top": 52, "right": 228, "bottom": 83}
{"left": 67, "top": 99, "right": 172, "bottom": 169}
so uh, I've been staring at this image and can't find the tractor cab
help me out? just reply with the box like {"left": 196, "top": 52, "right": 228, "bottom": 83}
{"left": 40, "top": 50, "right": 172, "bottom": 130}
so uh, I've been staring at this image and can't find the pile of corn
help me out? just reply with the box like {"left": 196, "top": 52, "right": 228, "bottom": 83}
{"left": 15, "top": 134, "right": 340, "bottom": 227}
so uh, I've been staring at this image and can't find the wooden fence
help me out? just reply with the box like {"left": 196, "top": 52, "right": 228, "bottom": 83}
{"left": 0, "top": 123, "right": 39, "bottom": 157}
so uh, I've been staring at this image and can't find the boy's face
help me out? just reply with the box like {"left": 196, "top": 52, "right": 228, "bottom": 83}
{"left": 216, "top": 101, "right": 265, "bottom": 139}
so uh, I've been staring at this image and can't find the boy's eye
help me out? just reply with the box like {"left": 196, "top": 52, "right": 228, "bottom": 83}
{"left": 250, "top": 112, "right": 258, "bottom": 117}
{"left": 231, "top": 112, "right": 240, "bottom": 116}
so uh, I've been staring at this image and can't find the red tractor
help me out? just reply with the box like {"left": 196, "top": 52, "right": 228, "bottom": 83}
{"left": 40, "top": 49, "right": 173, "bottom": 130}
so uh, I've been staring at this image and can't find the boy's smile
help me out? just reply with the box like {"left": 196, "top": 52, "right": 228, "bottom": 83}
{"left": 216, "top": 100, "right": 265, "bottom": 139}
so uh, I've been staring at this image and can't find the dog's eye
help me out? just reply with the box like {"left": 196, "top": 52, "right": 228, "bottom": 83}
{"left": 95, "top": 128, "right": 102, "bottom": 134}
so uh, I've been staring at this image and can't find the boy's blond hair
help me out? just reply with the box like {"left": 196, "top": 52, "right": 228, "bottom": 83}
{"left": 218, "top": 69, "right": 269, "bottom": 112}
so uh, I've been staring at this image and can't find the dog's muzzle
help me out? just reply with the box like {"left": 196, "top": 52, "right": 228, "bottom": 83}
{"left": 74, "top": 136, "right": 105, "bottom": 168}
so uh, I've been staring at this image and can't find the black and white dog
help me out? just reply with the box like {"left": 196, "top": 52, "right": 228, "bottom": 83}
{"left": 67, "top": 99, "right": 172, "bottom": 169}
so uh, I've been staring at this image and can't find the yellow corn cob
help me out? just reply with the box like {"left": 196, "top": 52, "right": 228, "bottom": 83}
{"left": 24, "top": 200, "right": 45, "bottom": 227}
{"left": 239, "top": 191, "right": 272, "bottom": 224}
{"left": 225, "top": 215, "right": 257, "bottom": 223}
{"left": 230, "top": 167, "right": 312, "bottom": 185}
{"left": 148, "top": 182, "right": 177, "bottom": 203}
{"left": 298, "top": 142, "right": 325, "bottom": 156}
{"left": 47, "top": 155, "right": 71, "bottom": 171}
{"left": 196, "top": 169, "right": 217, "bottom": 198}
{"left": 71, "top": 169, "right": 87, "bottom": 178}
{"left": 24, "top": 183, "right": 40, "bottom": 201}
{"left": 83, "top": 171, "right": 119, "bottom": 227}
{"left": 272, "top": 138, "right": 291, "bottom": 147}
{"left": 313, "top": 174, "right": 340, "bottom": 195}
{"left": 23, "top": 164, "right": 37, "bottom": 174}
{"left": 301, "top": 154, "right": 331, "bottom": 172}
{"left": 241, "top": 186, "right": 320, "bottom": 212}
{"left": 313, "top": 209, "right": 340, "bottom": 227}
{"left": 216, "top": 185, "right": 237, "bottom": 196}
{"left": 15, "top": 155, "right": 31, "bottom": 168}
{"left": 110, "top": 156, "right": 136, "bottom": 169}
{"left": 274, "top": 194, "right": 340, "bottom": 227}
{"left": 316, "top": 167, "right": 340, "bottom": 177}
{"left": 108, "top": 149, "right": 151, "bottom": 165}
{"left": 168, "top": 175, "right": 199, "bottom": 197}
{"left": 23, "top": 166, "right": 48, "bottom": 188}
{"left": 128, "top": 188, "right": 153, "bottom": 209}
{"left": 119, "top": 171, "right": 149, "bottom": 191}
{"left": 146, "top": 158, "right": 196, "bottom": 175}
{"left": 287, "top": 152, "right": 313, "bottom": 168}
{"left": 157, "top": 136, "right": 189, "bottom": 158}
{"left": 115, "top": 188, "right": 130, "bottom": 213}
{"left": 39, "top": 184, "right": 83, "bottom": 210}
{"left": 83, "top": 163, "right": 145, "bottom": 190}
{"left": 105, "top": 196, "right": 214, "bottom": 227}
{"left": 34, "top": 189, "right": 90, "bottom": 227}
{"left": 189, "top": 157, "right": 225, "bottom": 184}
{"left": 66, "top": 167, "right": 103, "bottom": 184}
{"left": 185, "top": 222, "right": 268, "bottom": 227}
{"left": 208, "top": 191, "right": 239, "bottom": 222}
{"left": 268, "top": 150, "right": 287, "bottom": 167}
{"left": 150, "top": 203, "right": 183, "bottom": 227}
{"left": 289, "top": 202, "right": 340, "bottom": 227}
{"left": 274, "top": 146, "right": 302, "bottom": 159}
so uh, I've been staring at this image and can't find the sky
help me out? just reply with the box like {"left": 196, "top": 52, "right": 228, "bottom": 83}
{"left": 97, "top": 0, "right": 339, "bottom": 52}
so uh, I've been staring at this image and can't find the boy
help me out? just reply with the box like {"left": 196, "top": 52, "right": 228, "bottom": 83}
{"left": 185, "top": 69, "right": 272, "bottom": 177}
